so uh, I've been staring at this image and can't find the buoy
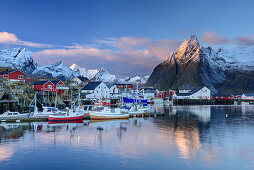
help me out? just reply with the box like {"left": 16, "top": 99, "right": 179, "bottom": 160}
{"left": 142, "top": 115, "right": 144, "bottom": 117}
{"left": 133, "top": 115, "right": 136, "bottom": 118}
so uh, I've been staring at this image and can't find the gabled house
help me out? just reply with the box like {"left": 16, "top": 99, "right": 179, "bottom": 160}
{"left": 33, "top": 81, "right": 55, "bottom": 92}
{"left": 0, "top": 70, "right": 26, "bottom": 81}
{"left": 33, "top": 80, "right": 66, "bottom": 94}
{"left": 174, "top": 86, "right": 211, "bottom": 99}
{"left": 81, "top": 81, "right": 110, "bottom": 99}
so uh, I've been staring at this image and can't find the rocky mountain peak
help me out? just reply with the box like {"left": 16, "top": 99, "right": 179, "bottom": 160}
{"left": 171, "top": 35, "right": 201, "bottom": 64}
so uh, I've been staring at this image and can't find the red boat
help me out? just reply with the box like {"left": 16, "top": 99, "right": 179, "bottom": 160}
{"left": 48, "top": 114, "right": 84, "bottom": 121}
{"left": 48, "top": 120, "right": 84, "bottom": 124}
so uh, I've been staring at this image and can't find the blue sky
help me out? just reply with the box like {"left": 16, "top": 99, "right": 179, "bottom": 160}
{"left": 0, "top": 0, "right": 254, "bottom": 76}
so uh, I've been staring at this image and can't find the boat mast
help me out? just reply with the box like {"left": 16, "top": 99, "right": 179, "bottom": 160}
{"left": 54, "top": 90, "right": 57, "bottom": 109}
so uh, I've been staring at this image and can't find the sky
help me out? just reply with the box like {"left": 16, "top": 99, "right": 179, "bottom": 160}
{"left": 1, "top": 0, "right": 254, "bottom": 76}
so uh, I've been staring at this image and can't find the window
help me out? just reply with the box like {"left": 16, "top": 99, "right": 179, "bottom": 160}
{"left": 18, "top": 75, "right": 24, "bottom": 79}
{"left": 3, "top": 74, "right": 8, "bottom": 78}
{"left": 48, "top": 85, "right": 52, "bottom": 89}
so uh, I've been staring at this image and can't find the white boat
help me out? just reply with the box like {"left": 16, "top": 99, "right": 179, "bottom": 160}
{"left": 30, "top": 106, "right": 66, "bottom": 118}
{"left": 0, "top": 110, "right": 30, "bottom": 120}
{"left": 89, "top": 106, "right": 129, "bottom": 120}
{"left": 29, "top": 92, "right": 66, "bottom": 118}
{"left": 127, "top": 105, "right": 149, "bottom": 115}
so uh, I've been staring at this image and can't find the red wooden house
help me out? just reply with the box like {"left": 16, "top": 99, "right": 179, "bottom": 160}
{"left": 0, "top": 70, "right": 26, "bottom": 81}
{"left": 33, "top": 80, "right": 65, "bottom": 94}
{"left": 52, "top": 80, "right": 65, "bottom": 94}
{"left": 33, "top": 80, "right": 55, "bottom": 92}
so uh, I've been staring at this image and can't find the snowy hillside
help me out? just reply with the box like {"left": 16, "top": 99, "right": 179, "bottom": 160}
{"left": 0, "top": 48, "right": 37, "bottom": 74}
{"left": 70, "top": 64, "right": 99, "bottom": 79}
{"left": 147, "top": 35, "right": 254, "bottom": 93}
{"left": 33, "top": 61, "right": 79, "bottom": 80}
{"left": 0, "top": 48, "right": 149, "bottom": 82}
{"left": 71, "top": 64, "right": 149, "bottom": 84}
{"left": 0, "top": 48, "right": 78, "bottom": 79}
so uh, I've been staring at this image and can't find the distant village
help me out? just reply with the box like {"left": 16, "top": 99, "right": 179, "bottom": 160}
{"left": 0, "top": 67, "right": 253, "bottom": 114}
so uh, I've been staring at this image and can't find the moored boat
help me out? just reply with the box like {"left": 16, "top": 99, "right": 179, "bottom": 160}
{"left": 89, "top": 106, "right": 129, "bottom": 120}
{"left": 0, "top": 110, "right": 30, "bottom": 120}
{"left": 48, "top": 114, "right": 84, "bottom": 121}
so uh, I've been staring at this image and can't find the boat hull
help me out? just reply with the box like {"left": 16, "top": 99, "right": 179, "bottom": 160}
{"left": 90, "top": 113, "right": 129, "bottom": 120}
{"left": 48, "top": 115, "right": 84, "bottom": 121}
{"left": 48, "top": 120, "right": 84, "bottom": 124}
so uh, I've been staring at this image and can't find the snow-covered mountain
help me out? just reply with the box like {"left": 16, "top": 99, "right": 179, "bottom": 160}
{"left": 147, "top": 35, "right": 254, "bottom": 94}
{"left": 0, "top": 48, "right": 149, "bottom": 82}
{"left": 69, "top": 64, "right": 99, "bottom": 79}
{"left": 33, "top": 61, "right": 79, "bottom": 80}
{"left": 92, "top": 67, "right": 150, "bottom": 84}
{"left": 70, "top": 64, "right": 149, "bottom": 84}
{"left": 0, "top": 48, "right": 78, "bottom": 79}
{"left": 0, "top": 48, "right": 37, "bottom": 75}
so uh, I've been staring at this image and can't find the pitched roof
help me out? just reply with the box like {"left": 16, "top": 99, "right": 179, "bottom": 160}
{"left": 32, "top": 81, "right": 50, "bottom": 85}
{"left": 176, "top": 87, "right": 208, "bottom": 96}
{"left": 82, "top": 81, "right": 102, "bottom": 90}
{"left": 178, "top": 86, "right": 195, "bottom": 90}
{"left": 51, "top": 80, "right": 62, "bottom": 85}
{"left": 77, "top": 76, "right": 89, "bottom": 82}
{"left": 175, "top": 92, "right": 193, "bottom": 96}
{"left": 0, "top": 70, "right": 15, "bottom": 75}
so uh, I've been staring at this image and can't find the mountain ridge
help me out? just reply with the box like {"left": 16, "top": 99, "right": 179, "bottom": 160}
{"left": 146, "top": 35, "right": 254, "bottom": 94}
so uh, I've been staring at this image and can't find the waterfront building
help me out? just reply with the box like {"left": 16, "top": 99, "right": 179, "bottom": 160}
{"left": 81, "top": 81, "right": 110, "bottom": 99}
{"left": 174, "top": 86, "right": 211, "bottom": 99}
{"left": 0, "top": 70, "right": 26, "bottom": 81}
{"left": 211, "top": 94, "right": 234, "bottom": 100}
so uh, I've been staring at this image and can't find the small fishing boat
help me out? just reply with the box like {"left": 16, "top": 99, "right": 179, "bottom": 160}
{"left": 89, "top": 106, "right": 129, "bottom": 120}
{"left": 30, "top": 106, "right": 66, "bottom": 118}
{"left": 48, "top": 114, "right": 84, "bottom": 121}
{"left": 48, "top": 108, "right": 84, "bottom": 121}
{"left": 124, "top": 105, "right": 149, "bottom": 115}
{"left": 0, "top": 110, "right": 30, "bottom": 120}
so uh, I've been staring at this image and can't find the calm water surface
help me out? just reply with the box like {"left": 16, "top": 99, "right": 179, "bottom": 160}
{"left": 1, "top": 105, "right": 254, "bottom": 170}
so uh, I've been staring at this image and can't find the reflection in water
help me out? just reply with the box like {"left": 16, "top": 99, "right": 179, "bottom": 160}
{"left": 168, "top": 105, "right": 211, "bottom": 123}
{"left": 0, "top": 106, "right": 254, "bottom": 170}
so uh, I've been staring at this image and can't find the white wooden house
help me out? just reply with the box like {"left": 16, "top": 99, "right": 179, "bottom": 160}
{"left": 81, "top": 81, "right": 110, "bottom": 99}
{"left": 174, "top": 86, "right": 211, "bottom": 99}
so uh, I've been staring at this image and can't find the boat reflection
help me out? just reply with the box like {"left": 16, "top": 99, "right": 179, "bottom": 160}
{"left": 167, "top": 105, "right": 211, "bottom": 123}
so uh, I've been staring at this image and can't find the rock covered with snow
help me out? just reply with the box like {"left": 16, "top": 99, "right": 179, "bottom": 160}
{"left": 70, "top": 64, "right": 99, "bottom": 79}
{"left": 0, "top": 48, "right": 37, "bottom": 74}
{"left": 33, "top": 61, "right": 79, "bottom": 80}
